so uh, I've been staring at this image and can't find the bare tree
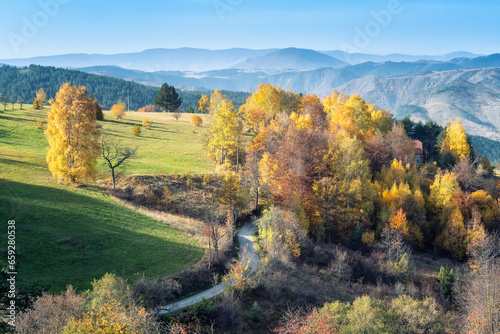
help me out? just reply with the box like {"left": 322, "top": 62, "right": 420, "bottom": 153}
{"left": 101, "top": 139, "right": 137, "bottom": 189}
{"left": 460, "top": 224, "right": 500, "bottom": 334}
{"left": 172, "top": 112, "right": 181, "bottom": 121}
{"left": 453, "top": 157, "right": 482, "bottom": 192}
{"left": 378, "top": 226, "right": 414, "bottom": 278}
{"left": 17, "top": 97, "right": 23, "bottom": 110}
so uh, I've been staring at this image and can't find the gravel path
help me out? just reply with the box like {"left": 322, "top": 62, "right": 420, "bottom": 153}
{"left": 158, "top": 220, "right": 258, "bottom": 315}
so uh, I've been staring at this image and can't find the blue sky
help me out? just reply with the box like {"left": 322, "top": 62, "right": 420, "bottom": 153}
{"left": 0, "top": 0, "right": 499, "bottom": 59}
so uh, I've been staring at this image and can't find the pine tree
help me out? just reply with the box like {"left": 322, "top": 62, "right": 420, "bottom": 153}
{"left": 154, "top": 83, "right": 182, "bottom": 112}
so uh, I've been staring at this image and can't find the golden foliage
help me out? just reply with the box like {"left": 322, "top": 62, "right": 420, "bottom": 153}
{"left": 33, "top": 88, "right": 46, "bottom": 109}
{"left": 441, "top": 119, "right": 470, "bottom": 159}
{"left": 132, "top": 125, "right": 141, "bottom": 136}
{"left": 191, "top": 114, "right": 203, "bottom": 127}
{"left": 429, "top": 170, "right": 459, "bottom": 208}
{"left": 141, "top": 118, "right": 153, "bottom": 129}
{"left": 45, "top": 83, "right": 100, "bottom": 183}
{"left": 110, "top": 104, "right": 126, "bottom": 119}
{"left": 63, "top": 301, "right": 149, "bottom": 334}
{"left": 197, "top": 94, "right": 210, "bottom": 113}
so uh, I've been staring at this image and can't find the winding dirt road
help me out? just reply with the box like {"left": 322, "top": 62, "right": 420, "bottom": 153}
{"left": 158, "top": 220, "right": 258, "bottom": 315}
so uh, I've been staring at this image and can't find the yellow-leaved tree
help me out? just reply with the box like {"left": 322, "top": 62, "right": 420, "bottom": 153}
{"left": 205, "top": 91, "right": 241, "bottom": 167}
{"left": 45, "top": 83, "right": 101, "bottom": 183}
{"left": 197, "top": 94, "right": 210, "bottom": 113}
{"left": 33, "top": 88, "right": 46, "bottom": 109}
{"left": 441, "top": 119, "right": 470, "bottom": 159}
{"left": 110, "top": 103, "right": 126, "bottom": 119}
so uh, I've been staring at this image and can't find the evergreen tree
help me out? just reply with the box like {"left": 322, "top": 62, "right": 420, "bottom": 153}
{"left": 154, "top": 83, "right": 182, "bottom": 112}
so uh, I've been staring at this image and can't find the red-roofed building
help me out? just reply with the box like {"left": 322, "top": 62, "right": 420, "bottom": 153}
{"left": 413, "top": 140, "right": 424, "bottom": 164}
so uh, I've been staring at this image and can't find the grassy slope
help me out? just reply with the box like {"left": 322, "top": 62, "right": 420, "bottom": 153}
{"left": 0, "top": 106, "right": 211, "bottom": 292}
{"left": 98, "top": 111, "right": 212, "bottom": 175}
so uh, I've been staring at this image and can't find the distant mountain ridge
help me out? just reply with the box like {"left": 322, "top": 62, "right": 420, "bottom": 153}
{"left": 337, "top": 68, "right": 500, "bottom": 140}
{"left": 0, "top": 48, "right": 485, "bottom": 72}
{"left": 232, "top": 48, "right": 348, "bottom": 70}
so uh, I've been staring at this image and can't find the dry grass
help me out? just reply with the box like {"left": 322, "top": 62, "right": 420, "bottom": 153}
{"left": 109, "top": 194, "right": 205, "bottom": 245}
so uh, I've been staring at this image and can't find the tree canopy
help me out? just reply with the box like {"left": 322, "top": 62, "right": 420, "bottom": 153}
{"left": 154, "top": 83, "right": 182, "bottom": 112}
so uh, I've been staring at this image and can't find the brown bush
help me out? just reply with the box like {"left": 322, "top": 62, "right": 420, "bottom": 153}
{"left": 16, "top": 287, "right": 83, "bottom": 334}
{"left": 132, "top": 276, "right": 181, "bottom": 310}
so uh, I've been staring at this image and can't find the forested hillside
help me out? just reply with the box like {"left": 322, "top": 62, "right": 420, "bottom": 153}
{"left": 0, "top": 65, "right": 249, "bottom": 111}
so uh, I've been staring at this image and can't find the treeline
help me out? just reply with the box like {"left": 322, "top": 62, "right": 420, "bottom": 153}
{"left": 0, "top": 64, "right": 249, "bottom": 112}
{"left": 179, "top": 89, "right": 250, "bottom": 112}
{"left": 0, "top": 64, "right": 158, "bottom": 110}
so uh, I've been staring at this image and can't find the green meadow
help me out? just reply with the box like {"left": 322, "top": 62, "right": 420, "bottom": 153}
{"left": 0, "top": 106, "right": 211, "bottom": 292}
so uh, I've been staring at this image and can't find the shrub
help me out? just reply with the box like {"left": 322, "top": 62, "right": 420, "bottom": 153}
{"left": 132, "top": 125, "right": 141, "bottom": 136}
{"left": 36, "top": 120, "right": 44, "bottom": 129}
{"left": 202, "top": 173, "right": 211, "bottom": 186}
{"left": 438, "top": 265, "right": 455, "bottom": 298}
{"left": 249, "top": 302, "right": 263, "bottom": 322}
{"left": 132, "top": 276, "right": 181, "bottom": 310}
{"left": 110, "top": 104, "right": 126, "bottom": 119}
{"left": 172, "top": 112, "right": 181, "bottom": 121}
{"left": 191, "top": 115, "right": 203, "bottom": 127}
{"left": 33, "top": 98, "right": 41, "bottom": 109}
{"left": 142, "top": 118, "right": 153, "bottom": 129}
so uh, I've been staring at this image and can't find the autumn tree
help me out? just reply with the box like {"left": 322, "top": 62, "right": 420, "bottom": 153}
{"left": 241, "top": 83, "right": 281, "bottom": 132}
{"left": 45, "top": 83, "right": 101, "bottom": 183}
{"left": 429, "top": 170, "right": 460, "bottom": 208}
{"left": 205, "top": 92, "right": 241, "bottom": 167}
{"left": 191, "top": 114, "right": 203, "bottom": 127}
{"left": 197, "top": 94, "right": 210, "bottom": 113}
{"left": 33, "top": 88, "right": 46, "bottom": 109}
{"left": 154, "top": 83, "right": 182, "bottom": 112}
{"left": 91, "top": 100, "right": 104, "bottom": 120}
{"left": 279, "top": 87, "right": 302, "bottom": 115}
{"left": 441, "top": 119, "right": 471, "bottom": 160}
{"left": 384, "top": 124, "right": 415, "bottom": 166}
{"left": 320, "top": 132, "right": 375, "bottom": 241}
{"left": 217, "top": 171, "right": 250, "bottom": 220}
{"left": 258, "top": 207, "right": 307, "bottom": 260}
{"left": 461, "top": 226, "right": 500, "bottom": 334}
{"left": 110, "top": 103, "right": 126, "bottom": 119}
{"left": 101, "top": 139, "right": 137, "bottom": 189}
{"left": 436, "top": 204, "right": 467, "bottom": 258}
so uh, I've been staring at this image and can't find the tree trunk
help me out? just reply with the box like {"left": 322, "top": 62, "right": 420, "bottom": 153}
{"left": 111, "top": 167, "right": 116, "bottom": 190}
{"left": 255, "top": 188, "right": 259, "bottom": 211}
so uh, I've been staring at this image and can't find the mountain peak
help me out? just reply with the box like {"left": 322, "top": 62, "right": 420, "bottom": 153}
{"left": 232, "top": 48, "right": 349, "bottom": 71}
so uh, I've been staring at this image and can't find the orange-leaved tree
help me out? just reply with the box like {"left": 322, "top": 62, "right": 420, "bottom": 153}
{"left": 45, "top": 83, "right": 100, "bottom": 183}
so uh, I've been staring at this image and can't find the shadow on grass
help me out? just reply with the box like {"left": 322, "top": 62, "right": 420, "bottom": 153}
{"left": 0, "top": 178, "right": 204, "bottom": 292}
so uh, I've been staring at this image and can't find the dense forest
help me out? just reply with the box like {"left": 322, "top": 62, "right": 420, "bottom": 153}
{"left": 0, "top": 64, "right": 249, "bottom": 112}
